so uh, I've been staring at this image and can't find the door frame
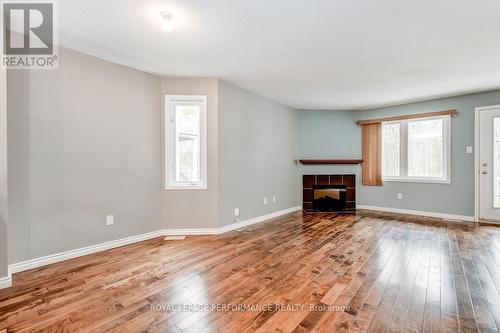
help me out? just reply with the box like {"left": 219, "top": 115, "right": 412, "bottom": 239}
{"left": 475, "top": 104, "right": 500, "bottom": 222}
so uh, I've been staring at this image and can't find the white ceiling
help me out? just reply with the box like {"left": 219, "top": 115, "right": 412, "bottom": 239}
{"left": 59, "top": 0, "right": 500, "bottom": 110}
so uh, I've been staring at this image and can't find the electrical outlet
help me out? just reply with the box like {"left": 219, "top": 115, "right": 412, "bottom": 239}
{"left": 234, "top": 208, "right": 240, "bottom": 217}
{"left": 106, "top": 215, "right": 114, "bottom": 226}
{"left": 397, "top": 193, "right": 403, "bottom": 200}
{"left": 466, "top": 146, "right": 473, "bottom": 154}
{"left": 263, "top": 197, "right": 268, "bottom": 205}
{"left": 272, "top": 196, "right": 277, "bottom": 203}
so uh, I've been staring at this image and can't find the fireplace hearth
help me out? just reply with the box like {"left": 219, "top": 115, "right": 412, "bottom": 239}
{"left": 303, "top": 174, "right": 356, "bottom": 212}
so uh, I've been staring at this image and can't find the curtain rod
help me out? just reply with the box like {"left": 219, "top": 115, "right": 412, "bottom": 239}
{"left": 356, "top": 109, "right": 458, "bottom": 125}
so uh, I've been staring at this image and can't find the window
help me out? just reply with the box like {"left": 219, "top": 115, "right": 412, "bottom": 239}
{"left": 165, "top": 95, "right": 207, "bottom": 190}
{"left": 382, "top": 122, "right": 400, "bottom": 177}
{"left": 381, "top": 115, "right": 450, "bottom": 183}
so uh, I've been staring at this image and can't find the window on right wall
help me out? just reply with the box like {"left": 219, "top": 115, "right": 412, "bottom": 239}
{"left": 381, "top": 115, "right": 451, "bottom": 183}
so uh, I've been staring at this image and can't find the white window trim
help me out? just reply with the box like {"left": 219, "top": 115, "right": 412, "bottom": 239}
{"left": 382, "top": 115, "right": 451, "bottom": 184}
{"left": 165, "top": 95, "right": 207, "bottom": 190}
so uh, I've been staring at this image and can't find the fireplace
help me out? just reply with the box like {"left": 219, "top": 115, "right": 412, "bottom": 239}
{"left": 303, "top": 174, "right": 356, "bottom": 212}
{"left": 313, "top": 185, "right": 346, "bottom": 211}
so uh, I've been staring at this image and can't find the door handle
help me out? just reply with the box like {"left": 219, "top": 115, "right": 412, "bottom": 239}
{"left": 481, "top": 162, "right": 488, "bottom": 175}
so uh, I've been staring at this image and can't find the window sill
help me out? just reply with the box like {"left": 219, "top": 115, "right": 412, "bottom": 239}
{"left": 165, "top": 185, "right": 208, "bottom": 191}
{"left": 382, "top": 178, "right": 450, "bottom": 184}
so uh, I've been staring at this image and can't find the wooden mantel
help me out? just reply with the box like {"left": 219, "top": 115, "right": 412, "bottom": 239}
{"left": 298, "top": 159, "right": 363, "bottom": 165}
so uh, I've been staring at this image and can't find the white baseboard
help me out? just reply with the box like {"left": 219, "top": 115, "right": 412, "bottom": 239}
{"left": 357, "top": 205, "right": 475, "bottom": 223}
{"left": 0, "top": 274, "right": 12, "bottom": 289}
{"left": 5, "top": 206, "right": 302, "bottom": 280}
{"left": 218, "top": 206, "right": 302, "bottom": 234}
{"left": 9, "top": 229, "right": 166, "bottom": 274}
{"left": 163, "top": 206, "right": 302, "bottom": 235}
{"left": 163, "top": 228, "right": 220, "bottom": 236}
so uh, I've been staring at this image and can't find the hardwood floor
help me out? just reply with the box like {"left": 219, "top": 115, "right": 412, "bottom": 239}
{"left": 1, "top": 211, "right": 500, "bottom": 332}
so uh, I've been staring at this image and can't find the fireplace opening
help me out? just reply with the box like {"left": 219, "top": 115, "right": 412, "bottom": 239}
{"left": 313, "top": 185, "right": 347, "bottom": 212}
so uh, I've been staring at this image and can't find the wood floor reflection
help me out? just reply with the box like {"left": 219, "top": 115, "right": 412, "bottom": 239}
{"left": 1, "top": 211, "right": 500, "bottom": 332}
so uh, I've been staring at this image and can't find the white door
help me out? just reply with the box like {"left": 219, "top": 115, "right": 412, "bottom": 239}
{"left": 478, "top": 106, "right": 500, "bottom": 222}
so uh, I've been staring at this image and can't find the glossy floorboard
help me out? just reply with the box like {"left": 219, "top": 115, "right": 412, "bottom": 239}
{"left": 1, "top": 211, "right": 500, "bottom": 332}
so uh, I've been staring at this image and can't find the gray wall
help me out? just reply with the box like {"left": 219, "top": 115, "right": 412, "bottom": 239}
{"left": 218, "top": 80, "right": 298, "bottom": 226}
{"left": 7, "top": 47, "right": 162, "bottom": 263}
{"left": 161, "top": 78, "right": 219, "bottom": 229}
{"left": 0, "top": 67, "right": 8, "bottom": 277}
{"left": 299, "top": 110, "right": 361, "bottom": 159}
{"left": 299, "top": 90, "right": 500, "bottom": 217}
{"left": 5, "top": 46, "right": 301, "bottom": 266}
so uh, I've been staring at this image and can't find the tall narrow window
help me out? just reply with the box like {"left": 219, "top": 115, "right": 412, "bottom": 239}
{"left": 381, "top": 115, "right": 450, "bottom": 183}
{"left": 165, "top": 95, "right": 207, "bottom": 190}
{"left": 382, "top": 122, "right": 400, "bottom": 177}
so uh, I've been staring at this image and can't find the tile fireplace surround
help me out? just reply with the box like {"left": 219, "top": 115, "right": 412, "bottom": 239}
{"left": 302, "top": 174, "right": 356, "bottom": 211}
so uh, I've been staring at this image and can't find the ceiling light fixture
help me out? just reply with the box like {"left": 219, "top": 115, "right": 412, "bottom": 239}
{"left": 160, "top": 11, "right": 175, "bottom": 32}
